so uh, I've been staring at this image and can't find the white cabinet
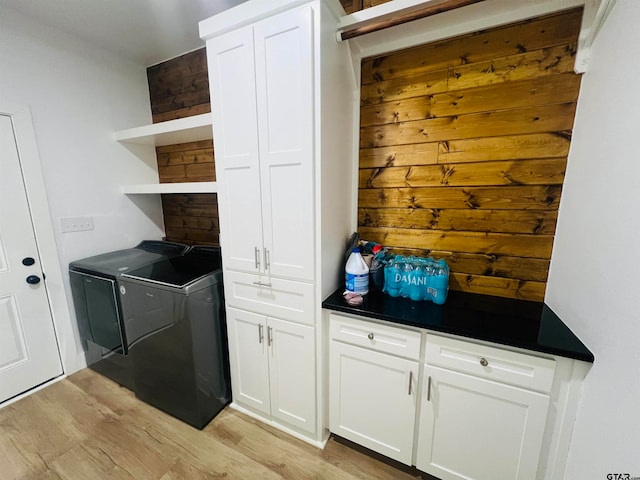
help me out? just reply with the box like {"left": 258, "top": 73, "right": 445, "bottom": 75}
{"left": 226, "top": 307, "right": 316, "bottom": 434}
{"left": 416, "top": 367, "right": 550, "bottom": 480}
{"left": 327, "top": 314, "right": 572, "bottom": 479}
{"left": 416, "top": 334, "right": 555, "bottom": 480}
{"left": 202, "top": 0, "right": 356, "bottom": 444}
{"left": 206, "top": 6, "right": 314, "bottom": 281}
{"left": 329, "top": 314, "right": 421, "bottom": 464}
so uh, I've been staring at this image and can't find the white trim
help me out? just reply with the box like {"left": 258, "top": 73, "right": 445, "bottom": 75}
{"left": 228, "top": 402, "right": 329, "bottom": 448}
{"left": 199, "top": 0, "right": 345, "bottom": 41}
{"left": 0, "top": 375, "right": 67, "bottom": 410}
{"left": 0, "top": 101, "right": 76, "bottom": 377}
{"left": 344, "top": 0, "right": 604, "bottom": 73}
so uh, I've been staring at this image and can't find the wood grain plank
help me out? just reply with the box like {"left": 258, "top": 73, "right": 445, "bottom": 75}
{"left": 358, "top": 226, "right": 553, "bottom": 258}
{"left": 205, "top": 409, "right": 371, "bottom": 480}
{"left": 358, "top": 185, "right": 562, "bottom": 210}
{"left": 448, "top": 44, "right": 578, "bottom": 91}
{"left": 361, "top": 71, "right": 580, "bottom": 127}
{"left": 361, "top": 69, "right": 449, "bottom": 105}
{"left": 360, "top": 103, "right": 577, "bottom": 148}
{"left": 434, "top": 73, "right": 580, "bottom": 119}
{"left": 2, "top": 371, "right": 437, "bottom": 480}
{"left": 449, "top": 272, "right": 546, "bottom": 301}
{"left": 359, "top": 142, "right": 440, "bottom": 168}
{"left": 437, "top": 133, "right": 570, "bottom": 163}
{"left": 164, "top": 227, "right": 219, "bottom": 245}
{"left": 148, "top": 71, "right": 210, "bottom": 100}
{"left": 157, "top": 140, "right": 214, "bottom": 154}
{"left": 359, "top": 158, "right": 566, "bottom": 188}
{"left": 157, "top": 148, "right": 214, "bottom": 167}
{"left": 164, "top": 215, "right": 219, "bottom": 231}
{"left": 358, "top": 207, "right": 558, "bottom": 234}
{"left": 361, "top": 8, "right": 582, "bottom": 84}
{"left": 152, "top": 104, "right": 211, "bottom": 124}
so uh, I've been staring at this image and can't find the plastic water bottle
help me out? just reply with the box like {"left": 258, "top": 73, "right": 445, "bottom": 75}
{"left": 345, "top": 248, "right": 369, "bottom": 295}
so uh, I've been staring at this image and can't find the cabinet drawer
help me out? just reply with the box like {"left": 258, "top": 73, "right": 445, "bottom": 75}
{"left": 330, "top": 314, "right": 421, "bottom": 360}
{"left": 224, "top": 270, "right": 314, "bottom": 325}
{"left": 426, "top": 334, "right": 556, "bottom": 393}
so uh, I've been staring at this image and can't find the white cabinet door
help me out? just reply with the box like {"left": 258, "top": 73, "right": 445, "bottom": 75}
{"left": 268, "top": 317, "right": 316, "bottom": 434}
{"left": 416, "top": 365, "right": 550, "bottom": 480}
{"left": 254, "top": 6, "right": 315, "bottom": 281}
{"left": 206, "top": 27, "right": 263, "bottom": 274}
{"left": 330, "top": 341, "right": 419, "bottom": 465}
{"left": 226, "top": 307, "right": 270, "bottom": 415}
{"left": 227, "top": 308, "right": 316, "bottom": 434}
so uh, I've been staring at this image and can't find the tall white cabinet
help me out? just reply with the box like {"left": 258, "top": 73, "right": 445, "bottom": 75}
{"left": 200, "top": 0, "right": 356, "bottom": 444}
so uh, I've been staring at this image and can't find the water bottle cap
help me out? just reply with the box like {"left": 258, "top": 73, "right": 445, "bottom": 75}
{"left": 352, "top": 247, "right": 360, "bottom": 253}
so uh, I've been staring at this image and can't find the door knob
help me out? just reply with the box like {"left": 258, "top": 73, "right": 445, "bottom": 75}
{"left": 26, "top": 275, "right": 41, "bottom": 285}
{"left": 22, "top": 257, "right": 35, "bottom": 266}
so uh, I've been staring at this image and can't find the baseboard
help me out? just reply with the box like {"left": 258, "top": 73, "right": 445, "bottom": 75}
{"left": 228, "top": 402, "right": 328, "bottom": 449}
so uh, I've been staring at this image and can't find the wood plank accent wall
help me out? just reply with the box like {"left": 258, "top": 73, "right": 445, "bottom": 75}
{"left": 357, "top": 8, "right": 583, "bottom": 301}
{"left": 340, "top": 0, "right": 392, "bottom": 14}
{"left": 147, "top": 48, "right": 219, "bottom": 246}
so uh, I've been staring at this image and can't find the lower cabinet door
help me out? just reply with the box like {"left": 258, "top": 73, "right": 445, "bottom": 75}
{"left": 226, "top": 307, "right": 271, "bottom": 415}
{"left": 330, "top": 341, "right": 419, "bottom": 465}
{"left": 267, "top": 317, "right": 316, "bottom": 434}
{"left": 416, "top": 365, "right": 550, "bottom": 480}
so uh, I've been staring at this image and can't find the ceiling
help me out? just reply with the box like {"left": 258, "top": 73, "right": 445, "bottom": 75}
{"left": 0, "top": 0, "right": 249, "bottom": 66}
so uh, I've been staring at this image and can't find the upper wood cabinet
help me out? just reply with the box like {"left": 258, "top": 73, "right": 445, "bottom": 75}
{"left": 206, "top": 7, "right": 314, "bottom": 281}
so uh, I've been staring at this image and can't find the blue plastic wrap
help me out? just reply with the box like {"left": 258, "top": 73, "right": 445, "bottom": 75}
{"left": 383, "top": 255, "right": 450, "bottom": 304}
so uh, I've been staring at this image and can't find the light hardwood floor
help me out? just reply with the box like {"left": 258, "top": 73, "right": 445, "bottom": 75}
{"left": 1, "top": 369, "right": 434, "bottom": 479}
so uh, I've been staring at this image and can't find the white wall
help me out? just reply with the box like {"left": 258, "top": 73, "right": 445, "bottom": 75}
{"left": 0, "top": 7, "right": 165, "bottom": 373}
{"left": 546, "top": 0, "right": 640, "bottom": 477}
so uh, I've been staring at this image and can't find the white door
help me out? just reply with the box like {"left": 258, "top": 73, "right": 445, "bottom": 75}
{"left": 268, "top": 317, "right": 315, "bottom": 434}
{"left": 330, "top": 341, "right": 418, "bottom": 464}
{"left": 254, "top": 6, "right": 315, "bottom": 281}
{"left": 206, "top": 26, "right": 264, "bottom": 274}
{"left": 416, "top": 365, "right": 549, "bottom": 480}
{"left": 0, "top": 114, "right": 62, "bottom": 404}
{"left": 226, "top": 307, "right": 270, "bottom": 415}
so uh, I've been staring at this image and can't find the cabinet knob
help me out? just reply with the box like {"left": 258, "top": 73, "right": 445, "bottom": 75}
{"left": 479, "top": 357, "right": 489, "bottom": 367}
{"left": 367, "top": 332, "right": 374, "bottom": 340}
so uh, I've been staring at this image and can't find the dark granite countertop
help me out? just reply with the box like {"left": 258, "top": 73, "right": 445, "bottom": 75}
{"left": 322, "top": 288, "right": 594, "bottom": 363}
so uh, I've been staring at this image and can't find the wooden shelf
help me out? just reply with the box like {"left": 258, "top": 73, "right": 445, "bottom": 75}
{"left": 114, "top": 113, "right": 212, "bottom": 146}
{"left": 122, "top": 182, "right": 217, "bottom": 194}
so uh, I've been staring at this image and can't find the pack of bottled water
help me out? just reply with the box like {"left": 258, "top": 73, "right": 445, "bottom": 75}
{"left": 383, "top": 255, "right": 450, "bottom": 305}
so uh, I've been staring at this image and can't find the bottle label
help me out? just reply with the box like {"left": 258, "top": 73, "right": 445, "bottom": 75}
{"left": 346, "top": 272, "right": 369, "bottom": 294}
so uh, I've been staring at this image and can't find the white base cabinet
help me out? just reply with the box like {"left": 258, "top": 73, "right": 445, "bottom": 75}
{"left": 329, "top": 313, "right": 421, "bottom": 464}
{"left": 330, "top": 342, "right": 418, "bottom": 464}
{"left": 328, "top": 313, "right": 586, "bottom": 480}
{"left": 227, "top": 307, "right": 316, "bottom": 434}
{"left": 416, "top": 366, "right": 550, "bottom": 480}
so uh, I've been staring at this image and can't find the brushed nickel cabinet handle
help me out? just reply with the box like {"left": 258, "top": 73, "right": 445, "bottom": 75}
{"left": 264, "top": 247, "right": 270, "bottom": 270}
{"left": 408, "top": 371, "right": 413, "bottom": 396}
{"left": 252, "top": 281, "right": 273, "bottom": 287}
{"left": 427, "top": 375, "right": 432, "bottom": 402}
{"left": 258, "top": 324, "right": 264, "bottom": 344}
{"left": 254, "top": 247, "right": 260, "bottom": 270}
{"left": 480, "top": 357, "right": 489, "bottom": 367}
{"left": 267, "top": 326, "right": 273, "bottom": 346}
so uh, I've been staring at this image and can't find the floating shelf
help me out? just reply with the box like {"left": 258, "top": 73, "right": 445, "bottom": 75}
{"left": 122, "top": 182, "right": 217, "bottom": 194}
{"left": 114, "top": 113, "right": 213, "bottom": 147}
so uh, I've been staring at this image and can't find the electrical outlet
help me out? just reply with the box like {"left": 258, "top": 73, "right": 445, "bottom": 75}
{"left": 60, "top": 216, "right": 94, "bottom": 233}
